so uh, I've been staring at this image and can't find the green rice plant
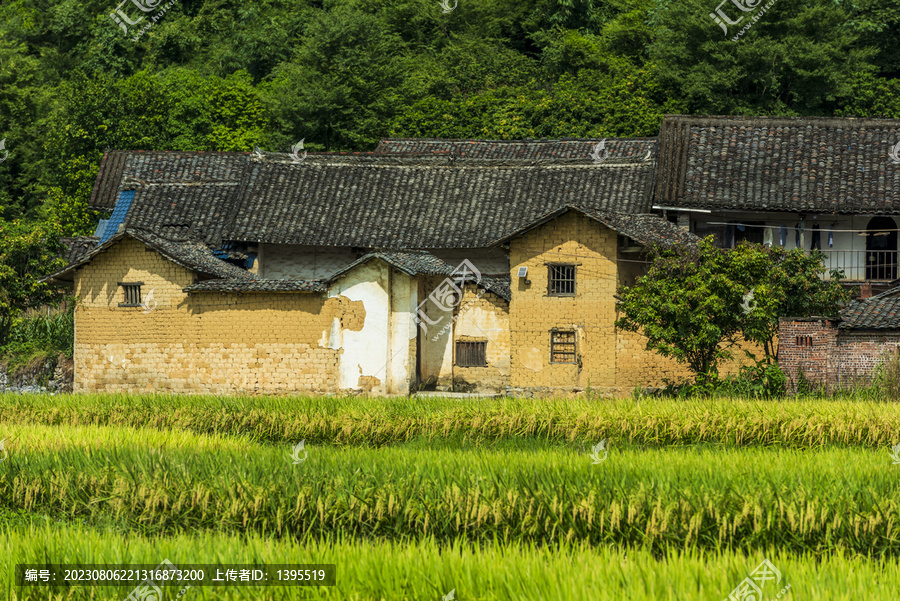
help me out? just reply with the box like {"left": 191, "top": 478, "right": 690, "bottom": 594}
{"left": 3, "top": 523, "right": 900, "bottom": 600}
{"left": 3, "top": 424, "right": 900, "bottom": 554}
{"left": 4, "top": 392, "right": 900, "bottom": 448}
{"left": 874, "top": 346, "right": 900, "bottom": 401}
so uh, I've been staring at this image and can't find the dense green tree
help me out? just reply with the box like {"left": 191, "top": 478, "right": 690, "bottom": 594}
{"left": 835, "top": 72, "right": 900, "bottom": 118}
{"left": 729, "top": 244, "right": 850, "bottom": 360}
{"left": 615, "top": 239, "right": 849, "bottom": 379}
{"left": 649, "top": 0, "right": 876, "bottom": 115}
{"left": 263, "top": 6, "right": 406, "bottom": 151}
{"left": 0, "top": 40, "right": 56, "bottom": 221}
{"left": 390, "top": 60, "right": 673, "bottom": 139}
{"left": 0, "top": 220, "right": 65, "bottom": 347}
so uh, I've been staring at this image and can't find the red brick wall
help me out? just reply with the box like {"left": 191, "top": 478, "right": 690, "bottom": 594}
{"left": 778, "top": 318, "right": 838, "bottom": 391}
{"left": 778, "top": 318, "right": 900, "bottom": 391}
{"left": 837, "top": 332, "right": 900, "bottom": 384}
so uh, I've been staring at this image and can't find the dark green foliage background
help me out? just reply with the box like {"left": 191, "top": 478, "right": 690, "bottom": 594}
{"left": 0, "top": 0, "right": 897, "bottom": 231}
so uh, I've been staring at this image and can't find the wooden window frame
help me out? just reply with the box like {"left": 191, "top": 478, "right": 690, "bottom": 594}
{"left": 456, "top": 340, "right": 488, "bottom": 367}
{"left": 796, "top": 335, "right": 813, "bottom": 347}
{"left": 547, "top": 264, "right": 576, "bottom": 297}
{"left": 550, "top": 329, "right": 577, "bottom": 364}
{"left": 118, "top": 282, "right": 144, "bottom": 307}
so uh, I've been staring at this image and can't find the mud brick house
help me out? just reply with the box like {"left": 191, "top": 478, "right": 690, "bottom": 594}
{"left": 50, "top": 148, "right": 712, "bottom": 395}
{"left": 52, "top": 113, "right": 900, "bottom": 395}
{"left": 779, "top": 289, "right": 900, "bottom": 391}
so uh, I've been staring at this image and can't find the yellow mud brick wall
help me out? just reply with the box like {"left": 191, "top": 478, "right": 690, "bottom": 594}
{"left": 73, "top": 237, "right": 358, "bottom": 394}
{"left": 452, "top": 285, "right": 511, "bottom": 393}
{"left": 509, "top": 212, "right": 618, "bottom": 390}
{"left": 614, "top": 250, "right": 764, "bottom": 388}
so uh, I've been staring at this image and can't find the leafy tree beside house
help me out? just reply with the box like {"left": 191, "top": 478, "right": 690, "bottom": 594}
{"left": 0, "top": 220, "right": 65, "bottom": 349}
{"left": 615, "top": 237, "right": 849, "bottom": 382}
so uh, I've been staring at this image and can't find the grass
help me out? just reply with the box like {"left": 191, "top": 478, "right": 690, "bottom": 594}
{"left": 4, "top": 523, "right": 899, "bottom": 601}
{"left": 4, "top": 392, "right": 900, "bottom": 599}
{"left": 3, "top": 392, "right": 900, "bottom": 448}
{"left": 2, "top": 423, "right": 900, "bottom": 553}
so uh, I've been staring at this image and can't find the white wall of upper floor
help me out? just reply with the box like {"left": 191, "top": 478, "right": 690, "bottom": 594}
{"left": 258, "top": 244, "right": 511, "bottom": 280}
{"left": 682, "top": 210, "right": 900, "bottom": 281}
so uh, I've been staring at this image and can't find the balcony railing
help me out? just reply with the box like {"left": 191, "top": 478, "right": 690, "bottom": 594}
{"left": 818, "top": 250, "right": 899, "bottom": 281}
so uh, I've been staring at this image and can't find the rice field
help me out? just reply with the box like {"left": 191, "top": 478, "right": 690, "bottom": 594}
{"left": 2, "top": 392, "right": 900, "bottom": 600}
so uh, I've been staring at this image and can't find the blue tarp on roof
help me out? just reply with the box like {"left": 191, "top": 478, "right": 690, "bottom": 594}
{"left": 100, "top": 191, "right": 135, "bottom": 243}
{"left": 93, "top": 219, "right": 109, "bottom": 239}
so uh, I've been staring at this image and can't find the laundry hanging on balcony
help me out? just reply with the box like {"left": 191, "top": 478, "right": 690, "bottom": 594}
{"left": 795, "top": 219, "right": 806, "bottom": 248}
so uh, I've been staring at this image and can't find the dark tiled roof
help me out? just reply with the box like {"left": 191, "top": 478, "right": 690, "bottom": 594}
{"left": 184, "top": 279, "right": 327, "bottom": 293}
{"left": 588, "top": 211, "right": 700, "bottom": 250}
{"left": 478, "top": 275, "right": 512, "bottom": 302}
{"left": 90, "top": 151, "right": 129, "bottom": 211}
{"left": 329, "top": 250, "right": 456, "bottom": 281}
{"left": 656, "top": 115, "right": 900, "bottom": 214}
{"left": 89, "top": 151, "right": 249, "bottom": 246}
{"left": 89, "top": 150, "right": 248, "bottom": 212}
{"left": 491, "top": 205, "right": 699, "bottom": 251}
{"left": 60, "top": 236, "right": 99, "bottom": 265}
{"left": 46, "top": 228, "right": 253, "bottom": 283}
{"left": 375, "top": 137, "right": 657, "bottom": 161}
{"left": 840, "top": 289, "right": 900, "bottom": 329}
{"left": 227, "top": 154, "right": 654, "bottom": 248}
{"left": 327, "top": 250, "right": 512, "bottom": 301}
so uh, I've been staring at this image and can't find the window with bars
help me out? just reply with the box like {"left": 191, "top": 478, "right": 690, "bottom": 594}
{"left": 548, "top": 264, "right": 576, "bottom": 296}
{"left": 550, "top": 330, "right": 577, "bottom": 363}
{"left": 796, "top": 336, "right": 813, "bottom": 347}
{"left": 456, "top": 341, "right": 487, "bottom": 367}
{"left": 118, "top": 282, "right": 143, "bottom": 307}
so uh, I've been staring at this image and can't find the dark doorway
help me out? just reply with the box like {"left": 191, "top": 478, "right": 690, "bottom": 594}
{"left": 865, "top": 217, "right": 898, "bottom": 280}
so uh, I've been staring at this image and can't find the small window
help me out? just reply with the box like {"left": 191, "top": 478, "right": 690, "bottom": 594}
{"left": 118, "top": 282, "right": 143, "bottom": 307}
{"left": 796, "top": 336, "right": 813, "bottom": 347}
{"left": 456, "top": 341, "right": 487, "bottom": 367}
{"left": 551, "top": 330, "right": 577, "bottom": 363}
{"left": 548, "top": 264, "right": 576, "bottom": 296}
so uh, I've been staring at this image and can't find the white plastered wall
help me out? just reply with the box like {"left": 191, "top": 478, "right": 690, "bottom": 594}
{"left": 321, "top": 261, "right": 417, "bottom": 394}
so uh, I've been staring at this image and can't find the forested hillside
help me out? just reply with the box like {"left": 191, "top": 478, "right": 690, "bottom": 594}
{"left": 0, "top": 0, "right": 898, "bottom": 233}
